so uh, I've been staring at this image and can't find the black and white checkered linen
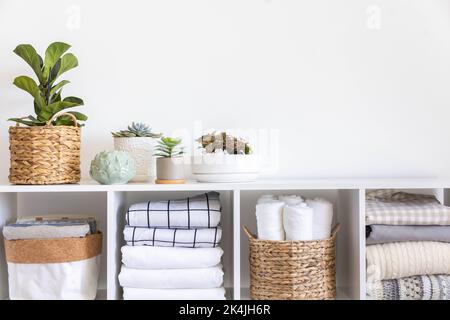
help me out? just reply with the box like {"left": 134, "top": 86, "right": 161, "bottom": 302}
{"left": 366, "top": 190, "right": 450, "bottom": 225}
{"left": 124, "top": 226, "right": 222, "bottom": 248}
{"left": 126, "top": 192, "right": 221, "bottom": 229}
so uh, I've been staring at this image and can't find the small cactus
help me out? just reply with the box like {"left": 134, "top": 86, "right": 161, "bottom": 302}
{"left": 112, "top": 122, "right": 162, "bottom": 138}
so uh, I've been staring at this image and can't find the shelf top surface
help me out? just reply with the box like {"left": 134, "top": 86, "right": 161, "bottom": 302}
{"left": 0, "top": 178, "right": 449, "bottom": 192}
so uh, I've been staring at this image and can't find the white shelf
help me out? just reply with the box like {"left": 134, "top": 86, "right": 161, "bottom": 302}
{"left": 0, "top": 178, "right": 449, "bottom": 193}
{"left": 1, "top": 178, "right": 449, "bottom": 300}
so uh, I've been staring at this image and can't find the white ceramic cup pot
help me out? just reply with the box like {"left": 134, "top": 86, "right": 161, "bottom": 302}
{"left": 114, "top": 137, "right": 156, "bottom": 182}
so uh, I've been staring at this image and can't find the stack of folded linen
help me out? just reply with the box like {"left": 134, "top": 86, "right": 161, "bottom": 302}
{"left": 119, "top": 192, "right": 226, "bottom": 300}
{"left": 3, "top": 216, "right": 100, "bottom": 300}
{"left": 365, "top": 190, "right": 450, "bottom": 300}
{"left": 254, "top": 194, "right": 334, "bottom": 241}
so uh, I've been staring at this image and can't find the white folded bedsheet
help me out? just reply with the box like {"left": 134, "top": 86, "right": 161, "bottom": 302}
{"left": 118, "top": 264, "right": 224, "bottom": 289}
{"left": 123, "top": 287, "right": 226, "bottom": 300}
{"left": 126, "top": 192, "right": 221, "bottom": 229}
{"left": 121, "top": 245, "right": 223, "bottom": 269}
{"left": 124, "top": 226, "right": 222, "bottom": 248}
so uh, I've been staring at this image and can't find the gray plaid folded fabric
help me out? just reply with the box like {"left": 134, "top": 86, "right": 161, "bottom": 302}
{"left": 366, "top": 190, "right": 450, "bottom": 225}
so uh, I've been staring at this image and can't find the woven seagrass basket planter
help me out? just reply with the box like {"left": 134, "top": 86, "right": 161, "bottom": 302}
{"left": 244, "top": 223, "right": 340, "bottom": 300}
{"left": 8, "top": 113, "right": 81, "bottom": 185}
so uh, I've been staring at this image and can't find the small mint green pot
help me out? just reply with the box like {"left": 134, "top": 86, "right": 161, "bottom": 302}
{"left": 90, "top": 151, "right": 136, "bottom": 185}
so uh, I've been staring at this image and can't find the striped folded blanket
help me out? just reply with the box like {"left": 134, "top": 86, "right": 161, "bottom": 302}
{"left": 366, "top": 275, "right": 450, "bottom": 300}
{"left": 366, "top": 190, "right": 450, "bottom": 225}
{"left": 126, "top": 192, "right": 221, "bottom": 229}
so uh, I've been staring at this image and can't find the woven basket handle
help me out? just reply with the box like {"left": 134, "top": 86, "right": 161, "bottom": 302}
{"left": 46, "top": 111, "right": 78, "bottom": 127}
{"left": 243, "top": 225, "right": 257, "bottom": 240}
{"left": 330, "top": 223, "right": 341, "bottom": 240}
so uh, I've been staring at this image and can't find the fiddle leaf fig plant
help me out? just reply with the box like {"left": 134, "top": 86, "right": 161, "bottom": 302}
{"left": 8, "top": 42, "right": 87, "bottom": 126}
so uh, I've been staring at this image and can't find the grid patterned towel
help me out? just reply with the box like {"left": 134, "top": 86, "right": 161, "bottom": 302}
{"left": 124, "top": 226, "right": 222, "bottom": 248}
{"left": 366, "top": 275, "right": 450, "bottom": 300}
{"left": 366, "top": 190, "right": 450, "bottom": 225}
{"left": 126, "top": 192, "right": 221, "bottom": 229}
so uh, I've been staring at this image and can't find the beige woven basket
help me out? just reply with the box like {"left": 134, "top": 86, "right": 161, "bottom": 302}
{"left": 9, "top": 112, "right": 81, "bottom": 185}
{"left": 244, "top": 223, "right": 340, "bottom": 300}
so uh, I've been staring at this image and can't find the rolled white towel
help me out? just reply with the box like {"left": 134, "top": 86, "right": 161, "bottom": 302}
{"left": 255, "top": 200, "right": 285, "bottom": 240}
{"left": 121, "top": 246, "right": 223, "bottom": 269}
{"left": 257, "top": 194, "right": 277, "bottom": 204}
{"left": 118, "top": 264, "right": 224, "bottom": 289}
{"left": 306, "top": 198, "right": 334, "bottom": 240}
{"left": 283, "top": 203, "right": 314, "bottom": 240}
{"left": 123, "top": 287, "right": 226, "bottom": 300}
{"left": 278, "top": 194, "right": 304, "bottom": 205}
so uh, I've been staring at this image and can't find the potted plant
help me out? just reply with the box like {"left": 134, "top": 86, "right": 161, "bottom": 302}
{"left": 154, "top": 137, "right": 185, "bottom": 184}
{"left": 112, "top": 122, "right": 161, "bottom": 182}
{"left": 191, "top": 132, "right": 260, "bottom": 182}
{"left": 8, "top": 42, "right": 86, "bottom": 185}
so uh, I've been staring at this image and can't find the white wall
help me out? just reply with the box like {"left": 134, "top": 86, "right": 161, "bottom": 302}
{"left": 1, "top": 0, "right": 450, "bottom": 180}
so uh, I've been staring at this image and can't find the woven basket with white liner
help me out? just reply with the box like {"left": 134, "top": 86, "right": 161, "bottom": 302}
{"left": 4, "top": 232, "right": 102, "bottom": 300}
{"left": 9, "top": 112, "right": 81, "bottom": 185}
{"left": 244, "top": 223, "right": 340, "bottom": 300}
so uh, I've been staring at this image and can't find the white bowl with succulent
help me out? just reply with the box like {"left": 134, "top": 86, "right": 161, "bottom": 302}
{"left": 112, "top": 122, "right": 161, "bottom": 182}
{"left": 191, "top": 132, "right": 260, "bottom": 182}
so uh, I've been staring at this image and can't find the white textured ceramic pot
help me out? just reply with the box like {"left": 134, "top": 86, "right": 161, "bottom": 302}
{"left": 191, "top": 154, "right": 260, "bottom": 182}
{"left": 113, "top": 137, "right": 156, "bottom": 182}
{"left": 156, "top": 157, "right": 185, "bottom": 180}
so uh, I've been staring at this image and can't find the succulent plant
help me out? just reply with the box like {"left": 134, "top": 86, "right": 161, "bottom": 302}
{"left": 8, "top": 42, "right": 86, "bottom": 126}
{"left": 154, "top": 137, "right": 184, "bottom": 158}
{"left": 112, "top": 122, "right": 162, "bottom": 138}
{"left": 197, "top": 132, "right": 252, "bottom": 155}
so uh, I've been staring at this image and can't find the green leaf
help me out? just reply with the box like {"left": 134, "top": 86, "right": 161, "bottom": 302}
{"left": 43, "top": 42, "right": 71, "bottom": 80}
{"left": 57, "top": 53, "right": 78, "bottom": 78}
{"left": 13, "top": 76, "right": 45, "bottom": 108}
{"left": 43, "top": 100, "right": 81, "bottom": 115}
{"left": 8, "top": 117, "right": 41, "bottom": 126}
{"left": 67, "top": 111, "right": 87, "bottom": 121}
{"left": 50, "top": 80, "right": 70, "bottom": 97}
{"left": 13, "top": 44, "right": 44, "bottom": 83}
{"left": 48, "top": 59, "right": 61, "bottom": 85}
{"left": 50, "top": 90, "right": 62, "bottom": 104}
{"left": 63, "top": 96, "right": 84, "bottom": 106}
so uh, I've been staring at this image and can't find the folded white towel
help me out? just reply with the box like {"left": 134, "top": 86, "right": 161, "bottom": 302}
{"left": 283, "top": 203, "right": 314, "bottom": 240}
{"left": 121, "top": 246, "right": 223, "bottom": 269}
{"left": 306, "top": 198, "right": 334, "bottom": 240}
{"left": 124, "top": 226, "right": 221, "bottom": 248}
{"left": 3, "top": 224, "right": 90, "bottom": 240}
{"left": 257, "top": 194, "right": 277, "bottom": 204}
{"left": 118, "top": 264, "right": 224, "bottom": 289}
{"left": 123, "top": 287, "right": 226, "bottom": 300}
{"left": 255, "top": 201, "right": 285, "bottom": 240}
{"left": 278, "top": 194, "right": 304, "bottom": 205}
{"left": 126, "top": 192, "right": 221, "bottom": 229}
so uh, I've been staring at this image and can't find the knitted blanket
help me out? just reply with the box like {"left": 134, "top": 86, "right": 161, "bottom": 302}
{"left": 366, "top": 275, "right": 450, "bottom": 300}
{"left": 366, "top": 241, "right": 450, "bottom": 282}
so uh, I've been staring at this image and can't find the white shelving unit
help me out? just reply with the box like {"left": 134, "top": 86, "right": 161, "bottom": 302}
{"left": 1, "top": 178, "right": 449, "bottom": 300}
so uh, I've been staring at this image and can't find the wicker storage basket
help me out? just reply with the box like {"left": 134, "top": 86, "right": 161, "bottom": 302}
{"left": 4, "top": 232, "right": 102, "bottom": 300}
{"left": 9, "top": 112, "right": 81, "bottom": 185}
{"left": 244, "top": 223, "right": 340, "bottom": 300}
